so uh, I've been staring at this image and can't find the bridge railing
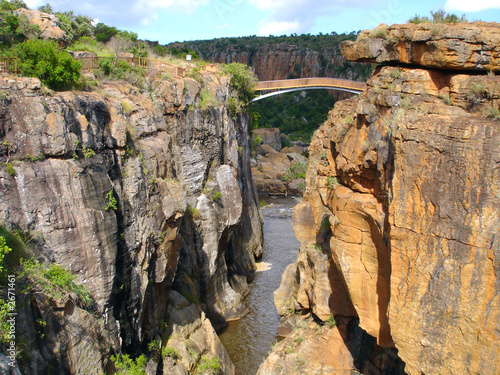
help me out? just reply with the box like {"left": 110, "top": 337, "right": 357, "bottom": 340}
{"left": 254, "top": 77, "right": 367, "bottom": 92}
{"left": 77, "top": 56, "right": 187, "bottom": 77}
{"left": 0, "top": 57, "right": 18, "bottom": 74}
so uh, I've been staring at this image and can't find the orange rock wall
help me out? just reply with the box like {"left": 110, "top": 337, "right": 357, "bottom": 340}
{"left": 276, "top": 63, "right": 500, "bottom": 374}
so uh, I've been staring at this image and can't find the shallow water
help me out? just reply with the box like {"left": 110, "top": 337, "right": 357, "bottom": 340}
{"left": 218, "top": 196, "right": 300, "bottom": 375}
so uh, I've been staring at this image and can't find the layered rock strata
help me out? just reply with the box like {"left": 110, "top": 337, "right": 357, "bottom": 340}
{"left": 0, "top": 72, "right": 263, "bottom": 374}
{"left": 262, "top": 22, "right": 500, "bottom": 375}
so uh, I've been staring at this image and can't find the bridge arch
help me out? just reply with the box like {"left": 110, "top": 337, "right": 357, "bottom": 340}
{"left": 251, "top": 77, "right": 366, "bottom": 102}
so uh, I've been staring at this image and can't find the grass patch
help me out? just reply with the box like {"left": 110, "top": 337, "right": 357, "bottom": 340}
{"left": 326, "top": 176, "right": 338, "bottom": 190}
{"left": 281, "top": 161, "right": 308, "bottom": 182}
{"left": 19, "top": 259, "right": 93, "bottom": 308}
{"left": 195, "top": 355, "right": 221, "bottom": 375}
{"left": 369, "top": 26, "right": 388, "bottom": 39}
{"left": 199, "top": 89, "right": 217, "bottom": 110}
{"left": 110, "top": 354, "right": 147, "bottom": 375}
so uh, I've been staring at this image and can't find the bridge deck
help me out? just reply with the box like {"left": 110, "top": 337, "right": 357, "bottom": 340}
{"left": 254, "top": 77, "right": 367, "bottom": 92}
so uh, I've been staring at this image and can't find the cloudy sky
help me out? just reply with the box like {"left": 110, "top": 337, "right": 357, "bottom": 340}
{"left": 25, "top": 0, "right": 500, "bottom": 43}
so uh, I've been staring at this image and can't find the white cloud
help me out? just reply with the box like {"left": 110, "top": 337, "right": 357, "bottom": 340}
{"left": 259, "top": 20, "right": 301, "bottom": 35}
{"left": 248, "top": 0, "right": 369, "bottom": 35}
{"left": 444, "top": 0, "right": 500, "bottom": 12}
{"left": 25, "top": 0, "right": 209, "bottom": 28}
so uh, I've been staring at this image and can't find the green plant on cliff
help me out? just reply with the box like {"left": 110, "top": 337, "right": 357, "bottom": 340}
{"left": 15, "top": 39, "right": 81, "bottom": 91}
{"left": 221, "top": 63, "right": 257, "bottom": 118}
{"left": 82, "top": 145, "right": 96, "bottom": 158}
{"left": 110, "top": 353, "right": 147, "bottom": 375}
{"left": 281, "top": 161, "right": 308, "bottom": 182}
{"left": 19, "top": 259, "right": 93, "bottom": 308}
{"left": 408, "top": 9, "right": 467, "bottom": 24}
{"left": 162, "top": 346, "right": 180, "bottom": 359}
{"left": 326, "top": 176, "right": 339, "bottom": 190}
{"left": 0, "top": 235, "right": 12, "bottom": 275}
{"left": 324, "top": 314, "right": 336, "bottom": 328}
{"left": 105, "top": 190, "right": 118, "bottom": 211}
{"left": 369, "top": 26, "right": 388, "bottom": 39}
{"left": 195, "top": 355, "right": 221, "bottom": 375}
{"left": 5, "top": 162, "right": 15, "bottom": 176}
{"left": 199, "top": 89, "right": 217, "bottom": 109}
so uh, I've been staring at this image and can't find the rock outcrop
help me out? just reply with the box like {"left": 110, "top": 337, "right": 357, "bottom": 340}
{"left": 13, "top": 8, "right": 67, "bottom": 46}
{"left": 263, "top": 22, "right": 500, "bottom": 375}
{"left": 0, "top": 71, "right": 263, "bottom": 374}
{"left": 342, "top": 21, "right": 500, "bottom": 72}
{"left": 250, "top": 128, "right": 308, "bottom": 196}
{"left": 187, "top": 36, "right": 372, "bottom": 82}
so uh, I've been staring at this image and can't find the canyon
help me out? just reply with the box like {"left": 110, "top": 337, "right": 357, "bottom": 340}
{"left": 0, "top": 13, "right": 499, "bottom": 375}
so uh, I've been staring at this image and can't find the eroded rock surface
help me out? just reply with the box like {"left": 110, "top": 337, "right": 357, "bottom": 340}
{"left": 342, "top": 21, "right": 500, "bottom": 71}
{"left": 265, "top": 22, "right": 500, "bottom": 375}
{"left": 0, "top": 73, "right": 262, "bottom": 374}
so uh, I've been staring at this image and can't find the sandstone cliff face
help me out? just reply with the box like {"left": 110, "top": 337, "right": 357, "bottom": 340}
{"left": 0, "top": 72, "right": 262, "bottom": 374}
{"left": 263, "top": 22, "right": 500, "bottom": 375}
{"left": 188, "top": 39, "right": 369, "bottom": 82}
{"left": 342, "top": 21, "right": 500, "bottom": 72}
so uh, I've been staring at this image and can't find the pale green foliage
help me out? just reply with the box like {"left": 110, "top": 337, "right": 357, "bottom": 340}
{"left": 324, "top": 314, "right": 336, "bottom": 328}
{"left": 105, "top": 190, "right": 117, "bottom": 211}
{"left": 0, "top": 235, "right": 12, "bottom": 274}
{"left": 281, "top": 162, "right": 308, "bottom": 182}
{"left": 110, "top": 354, "right": 147, "bottom": 375}
{"left": 20, "top": 259, "right": 93, "bottom": 308}
{"left": 408, "top": 9, "right": 467, "bottom": 24}
{"left": 162, "top": 346, "right": 180, "bottom": 359}
{"left": 195, "top": 355, "right": 221, "bottom": 374}
{"left": 369, "top": 26, "right": 388, "bottom": 39}
{"left": 326, "top": 176, "right": 338, "bottom": 190}
{"left": 221, "top": 63, "right": 257, "bottom": 118}
{"left": 199, "top": 89, "right": 217, "bottom": 110}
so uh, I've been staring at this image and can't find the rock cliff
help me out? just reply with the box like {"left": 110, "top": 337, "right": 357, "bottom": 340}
{"left": 0, "top": 70, "right": 263, "bottom": 374}
{"left": 260, "top": 22, "right": 500, "bottom": 375}
{"left": 187, "top": 35, "right": 372, "bottom": 82}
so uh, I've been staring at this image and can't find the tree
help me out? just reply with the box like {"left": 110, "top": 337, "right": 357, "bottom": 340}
{"left": 15, "top": 39, "right": 81, "bottom": 90}
{"left": 38, "top": 3, "right": 52, "bottom": 13}
{"left": 94, "top": 22, "right": 118, "bottom": 43}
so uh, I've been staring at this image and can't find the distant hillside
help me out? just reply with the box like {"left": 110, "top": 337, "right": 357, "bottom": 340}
{"left": 186, "top": 33, "right": 373, "bottom": 82}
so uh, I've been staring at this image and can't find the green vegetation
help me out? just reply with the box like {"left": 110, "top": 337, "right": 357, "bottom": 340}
{"left": 326, "top": 176, "right": 338, "bottom": 189}
{"left": 324, "top": 314, "right": 336, "bottom": 328}
{"left": 82, "top": 145, "right": 96, "bottom": 158}
{"left": 0, "top": 235, "right": 11, "bottom": 274}
{"left": 105, "top": 190, "right": 117, "bottom": 211}
{"left": 5, "top": 162, "right": 14, "bottom": 175}
{"left": 408, "top": 9, "right": 467, "bottom": 24}
{"left": 19, "top": 259, "right": 93, "bottom": 308}
{"left": 369, "top": 26, "right": 388, "bottom": 39}
{"left": 110, "top": 354, "right": 147, "bottom": 375}
{"left": 221, "top": 62, "right": 257, "bottom": 118}
{"left": 162, "top": 346, "right": 180, "bottom": 359}
{"left": 250, "top": 90, "right": 336, "bottom": 141}
{"left": 15, "top": 39, "right": 81, "bottom": 90}
{"left": 199, "top": 88, "right": 217, "bottom": 109}
{"left": 195, "top": 355, "right": 221, "bottom": 374}
{"left": 281, "top": 162, "right": 308, "bottom": 182}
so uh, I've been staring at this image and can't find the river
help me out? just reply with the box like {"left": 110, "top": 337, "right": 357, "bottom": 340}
{"left": 218, "top": 196, "right": 301, "bottom": 375}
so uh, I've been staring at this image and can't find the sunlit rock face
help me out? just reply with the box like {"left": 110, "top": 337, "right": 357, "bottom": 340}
{"left": 0, "top": 73, "right": 262, "bottom": 374}
{"left": 265, "top": 21, "right": 500, "bottom": 375}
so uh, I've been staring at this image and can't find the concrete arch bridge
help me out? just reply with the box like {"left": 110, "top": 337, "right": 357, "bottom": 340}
{"left": 252, "top": 77, "right": 367, "bottom": 102}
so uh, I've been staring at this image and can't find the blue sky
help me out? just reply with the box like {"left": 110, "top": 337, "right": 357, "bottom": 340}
{"left": 25, "top": 0, "right": 500, "bottom": 44}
